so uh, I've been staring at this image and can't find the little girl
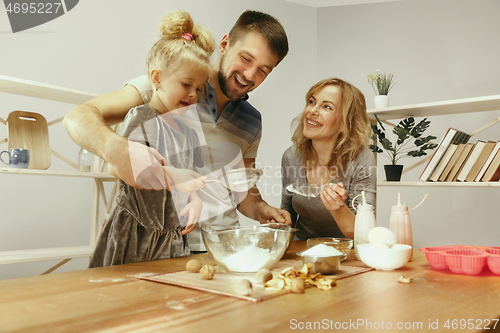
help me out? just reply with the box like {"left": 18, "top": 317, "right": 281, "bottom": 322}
{"left": 89, "top": 10, "right": 214, "bottom": 267}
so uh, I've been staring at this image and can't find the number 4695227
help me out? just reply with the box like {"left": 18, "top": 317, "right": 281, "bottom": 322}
{"left": 5, "top": 2, "right": 62, "bottom": 14}
{"left": 444, "top": 318, "right": 498, "bottom": 330}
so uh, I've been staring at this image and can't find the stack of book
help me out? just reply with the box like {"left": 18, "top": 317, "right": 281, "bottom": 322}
{"left": 420, "top": 128, "right": 500, "bottom": 182}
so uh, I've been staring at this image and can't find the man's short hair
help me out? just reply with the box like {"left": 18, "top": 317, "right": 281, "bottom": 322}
{"left": 228, "top": 10, "right": 289, "bottom": 66}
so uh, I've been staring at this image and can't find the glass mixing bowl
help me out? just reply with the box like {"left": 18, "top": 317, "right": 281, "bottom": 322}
{"left": 201, "top": 223, "right": 292, "bottom": 273}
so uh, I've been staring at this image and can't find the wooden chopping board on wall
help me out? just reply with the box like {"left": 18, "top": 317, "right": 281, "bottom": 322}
{"left": 7, "top": 111, "right": 51, "bottom": 170}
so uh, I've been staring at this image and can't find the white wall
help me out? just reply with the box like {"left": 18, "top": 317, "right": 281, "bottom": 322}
{"left": 316, "top": 0, "right": 500, "bottom": 248}
{"left": 0, "top": 0, "right": 316, "bottom": 279}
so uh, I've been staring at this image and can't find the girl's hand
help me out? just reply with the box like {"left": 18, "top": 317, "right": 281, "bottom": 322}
{"left": 164, "top": 167, "right": 207, "bottom": 193}
{"left": 320, "top": 182, "right": 347, "bottom": 212}
{"left": 179, "top": 195, "right": 203, "bottom": 235}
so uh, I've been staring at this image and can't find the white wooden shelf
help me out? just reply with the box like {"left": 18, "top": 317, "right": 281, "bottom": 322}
{"left": 0, "top": 168, "right": 115, "bottom": 181}
{"left": 0, "top": 75, "right": 98, "bottom": 104}
{"left": 368, "top": 94, "right": 500, "bottom": 121}
{"left": 1, "top": 75, "right": 118, "bottom": 271}
{"left": 378, "top": 181, "right": 500, "bottom": 187}
{"left": 0, "top": 246, "right": 95, "bottom": 265}
{"left": 371, "top": 94, "right": 500, "bottom": 188}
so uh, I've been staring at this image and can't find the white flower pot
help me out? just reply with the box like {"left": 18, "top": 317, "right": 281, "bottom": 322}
{"left": 374, "top": 95, "right": 389, "bottom": 108}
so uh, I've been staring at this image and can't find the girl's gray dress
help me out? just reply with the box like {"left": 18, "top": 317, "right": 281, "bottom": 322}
{"left": 89, "top": 105, "right": 203, "bottom": 267}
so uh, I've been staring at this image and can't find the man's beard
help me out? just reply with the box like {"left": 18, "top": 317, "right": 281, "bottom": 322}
{"left": 218, "top": 53, "right": 253, "bottom": 101}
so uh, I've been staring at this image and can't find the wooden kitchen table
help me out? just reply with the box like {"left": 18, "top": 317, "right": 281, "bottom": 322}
{"left": 1, "top": 241, "right": 499, "bottom": 333}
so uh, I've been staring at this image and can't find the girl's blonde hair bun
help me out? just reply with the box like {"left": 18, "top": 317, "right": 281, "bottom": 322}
{"left": 158, "top": 10, "right": 214, "bottom": 55}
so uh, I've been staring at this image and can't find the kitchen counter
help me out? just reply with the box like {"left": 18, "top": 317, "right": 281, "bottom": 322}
{"left": 1, "top": 241, "right": 499, "bottom": 332}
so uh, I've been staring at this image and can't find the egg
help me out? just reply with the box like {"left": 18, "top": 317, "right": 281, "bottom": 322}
{"left": 370, "top": 242, "right": 390, "bottom": 249}
{"left": 368, "top": 227, "right": 397, "bottom": 247}
{"left": 390, "top": 244, "right": 409, "bottom": 250}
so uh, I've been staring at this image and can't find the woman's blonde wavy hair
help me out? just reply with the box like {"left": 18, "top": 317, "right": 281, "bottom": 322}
{"left": 146, "top": 10, "right": 215, "bottom": 77}
{"left": 291, "top": 78, "right": 370, "bottom": 178}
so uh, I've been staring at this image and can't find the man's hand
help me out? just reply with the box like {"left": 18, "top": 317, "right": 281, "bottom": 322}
{"left": 110, "top": 140, "right": 168, "bottom": 190}
{"left": 133, "top": 141, "right": 169, "bottom": 190}
{"left": 236, "top": 158, "right": 291, "bottom": 225}
{"left": 256, "top": 201, "right": 292, "bottom": 225}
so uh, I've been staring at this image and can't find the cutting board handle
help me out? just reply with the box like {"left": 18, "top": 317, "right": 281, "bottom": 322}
{"left": 18, "top": 115, "right": 37, "bottom": 121}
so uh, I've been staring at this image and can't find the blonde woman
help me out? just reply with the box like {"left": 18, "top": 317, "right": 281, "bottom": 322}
{"left": 281, "top": 78, "right": 376, "bottom": 240}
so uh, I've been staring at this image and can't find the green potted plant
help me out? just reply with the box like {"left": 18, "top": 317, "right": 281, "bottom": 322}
{"left": 370, "top": 115, "right": 438, "bottom": 181}
{"left": 367, "top": 70, "right": 395, "bottom": 108}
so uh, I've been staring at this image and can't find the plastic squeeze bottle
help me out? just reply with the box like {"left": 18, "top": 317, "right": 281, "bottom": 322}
{"left": 389, "top": 193, "right": 413, "bottom": 261}
{"left": 353, "top": 190, "right": 376, "bottom": 260}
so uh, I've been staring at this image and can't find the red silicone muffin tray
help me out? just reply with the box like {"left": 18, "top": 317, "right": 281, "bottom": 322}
{"left": 419, "top": 245, "right": 500, "bottom": 275}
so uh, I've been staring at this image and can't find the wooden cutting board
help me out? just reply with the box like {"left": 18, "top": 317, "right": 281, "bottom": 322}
{"left": 140, "top": 260, "right": 374, "bottom": 302}
{"left": 7, "top": 111, "right": 51, "bottom": 170}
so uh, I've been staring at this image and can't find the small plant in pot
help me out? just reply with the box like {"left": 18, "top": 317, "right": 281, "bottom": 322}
{"left": 367, "top": 70, "right": 395, "bottom": 108}
{"left": 370, "top": 115, "right": 438, "bottom": 181}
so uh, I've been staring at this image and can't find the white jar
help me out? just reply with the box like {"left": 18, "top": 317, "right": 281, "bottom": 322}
{"left": 77, "top": 148, "right": 92, "bottom": 172}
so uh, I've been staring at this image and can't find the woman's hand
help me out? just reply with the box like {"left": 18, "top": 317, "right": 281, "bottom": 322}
{"left": 320, "top": 182, "right": 347, "bottom": 212}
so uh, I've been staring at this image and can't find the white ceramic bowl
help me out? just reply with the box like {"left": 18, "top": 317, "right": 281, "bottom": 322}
{"left": 357, "top": 243, "right": 412, "bottom": 270}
